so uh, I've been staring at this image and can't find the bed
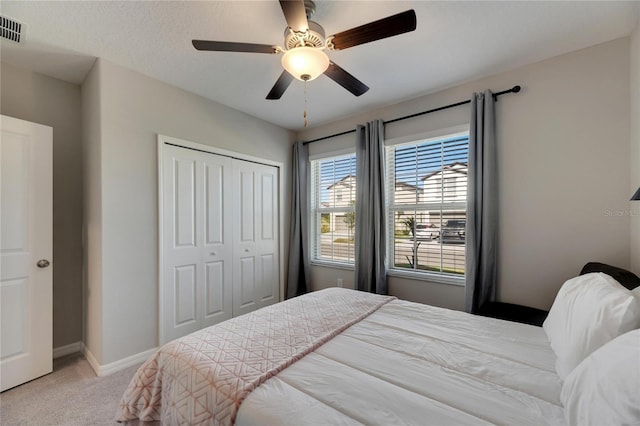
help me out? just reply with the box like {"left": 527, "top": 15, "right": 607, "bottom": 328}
{"left": 116, "top": 264, "right": 640, "bottom": 426}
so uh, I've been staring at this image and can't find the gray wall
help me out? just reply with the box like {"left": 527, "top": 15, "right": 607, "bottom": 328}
{"left": 0, "top": 62, "right": 84, "bottom": 349}
{"left": 631, "top": 22, "right": 640, "bottom": 275}
{"left": 297, "top": 38, "right": 632, "bottom": 311}
{"left": 81, "top": 59, "right": 295, "bottom": 365}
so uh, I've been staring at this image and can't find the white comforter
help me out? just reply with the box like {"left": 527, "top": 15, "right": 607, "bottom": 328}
{"left": 236, "top": 299, "right": 565, "bottom": 426}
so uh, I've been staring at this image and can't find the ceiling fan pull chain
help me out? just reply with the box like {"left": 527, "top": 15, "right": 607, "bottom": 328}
{"left": 304, "top": 79, "right": 308, "bottom": 128}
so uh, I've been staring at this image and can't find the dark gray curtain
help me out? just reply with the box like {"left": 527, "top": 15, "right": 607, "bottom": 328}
{"left": 465, "top": 90, "right": 498, "bottom": 313}
{"left": 355, "top": 120, "right": 387, "bottom": 294}
{"left": 286, "top": 141, "right": 310, "bottom": 299}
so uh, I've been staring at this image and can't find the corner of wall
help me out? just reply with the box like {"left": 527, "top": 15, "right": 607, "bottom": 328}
{"left": 631, "top": 22, "right": 640, "bottom": 275}
{"left": 83, "top": 342, "right": 156, "bottom": 377}
{"left": 80, "top": 58, "right": 104, "bottom": 364}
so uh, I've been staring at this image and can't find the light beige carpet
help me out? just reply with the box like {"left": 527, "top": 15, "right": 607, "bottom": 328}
{"left": 0, "top": 353, "right": 141, "bottom": 425}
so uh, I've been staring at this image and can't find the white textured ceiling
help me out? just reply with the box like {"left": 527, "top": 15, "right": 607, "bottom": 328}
{"left": 1, "top": 1, "right": 638, "bottom": 130}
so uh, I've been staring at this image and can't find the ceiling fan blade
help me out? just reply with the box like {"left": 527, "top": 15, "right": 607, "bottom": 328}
{"left": 329, "top": 9, "right": 417, "bottom": 50}
{"left": 266, "top": 71, "right": 294, "bottom": 100}
{"left": 324, "top": 61, "right": 369, "bottom": 97}
{"left": 279, "top": 0, "right": 309, "bottom": 32}
{"left": 192, "top": 40, "right": 277, "bottom": 54}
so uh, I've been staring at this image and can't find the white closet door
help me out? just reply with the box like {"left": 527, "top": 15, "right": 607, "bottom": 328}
{"left": 232, "top": 160, "right": 279, "bottom": 317}
{"left": 162, "top": 145, "right": 232, "bottom": 343}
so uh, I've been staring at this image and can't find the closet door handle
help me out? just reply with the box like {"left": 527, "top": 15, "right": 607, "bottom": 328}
{"left": 244, "top": 249, "right": 249, "bottom": 253}
{"left": 210, "top": 252, "right": 217, "bottom": 256}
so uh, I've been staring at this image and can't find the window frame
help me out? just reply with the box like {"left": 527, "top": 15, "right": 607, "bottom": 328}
{"left": 309, "top": 152, "right": 357, "bottom": 268}
{"left": 306, "top": 126, "right": 470, "bottom": 285}
{"left": 384, "top": 126, "right": 469, "bottom": 286}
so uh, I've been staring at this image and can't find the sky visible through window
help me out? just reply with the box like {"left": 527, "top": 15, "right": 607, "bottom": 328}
{"left": 394, "top": 136, "right": 468, "bottom": 187}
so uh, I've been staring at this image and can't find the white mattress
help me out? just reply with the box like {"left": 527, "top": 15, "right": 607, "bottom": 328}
{"left": 236, "top": 299, "right": 565, "bottom": 425}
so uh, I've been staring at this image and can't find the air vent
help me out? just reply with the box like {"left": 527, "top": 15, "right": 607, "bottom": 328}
{"left": 0, "top": 16, "right": 24, "bottom": 43}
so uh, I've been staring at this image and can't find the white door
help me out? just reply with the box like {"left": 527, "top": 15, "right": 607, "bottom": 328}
{"left": 0, "top": 115, "right": 53, "bottom": 391}
{"left": 232, "top": 160, "right": 279, "bottom": 317}
{"left": 161, "top": 145, "right": 233, "bottom": 343}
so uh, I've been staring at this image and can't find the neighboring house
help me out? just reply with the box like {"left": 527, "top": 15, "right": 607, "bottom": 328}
{"left": 326, "top": 175, "right": 357, "bottom": 208}
{"left": 395, "top": 180, "right": 424, "bottom": 204}
{"left": 417, "top": 162, "right": 468, "bottom": 226}
{"left": 325, "top": 176, "right": 424, "bottom": 234}
{"left": 421, "top": 162, "right": 468, "bottom": 204}
{"left": 327, "top": 175, "right": 425, "bottom": 206}
{"left": 324, "top": 175, "right": 355, "bottom": 234}
{"left": 393, "top": 163, "right": 467, "bottom": 232}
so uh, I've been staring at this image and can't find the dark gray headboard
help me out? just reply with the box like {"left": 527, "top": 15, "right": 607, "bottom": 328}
{"left": 580, "top": 262, "right": 640, "bottom": 291}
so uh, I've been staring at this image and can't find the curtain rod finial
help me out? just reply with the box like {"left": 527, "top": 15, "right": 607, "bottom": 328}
{"left": 512, "top": 85, "right": 521, "bottom": 93}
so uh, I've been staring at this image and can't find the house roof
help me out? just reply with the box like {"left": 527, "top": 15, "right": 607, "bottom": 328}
{"left": 328, "top": 175, "right": 423, "bottom": 193}
{"left": 327, "top": 175, "right": 356, "bottom": 190}
{"left": 422, "top": 162, "right": 468, "bottom": 181}
{"left": 395, "top": 181, "right": 423, "bottom": 193}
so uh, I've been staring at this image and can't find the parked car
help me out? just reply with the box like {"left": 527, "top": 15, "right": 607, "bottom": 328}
{"left": 415, "top": 223, "right": 439, "bottom": 240}
{"left": 440, "top": 219, "right": 466, "bottom": 244}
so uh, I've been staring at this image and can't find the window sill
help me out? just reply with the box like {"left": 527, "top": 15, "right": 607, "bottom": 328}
{"left": 310, "top": 260, "right": 355, "bottom": 271}
{"left": 387, "top": 268, "right": 465, "bottom": 287}
{"left": 310, "top": 261, "right": 464, "bottom": 287}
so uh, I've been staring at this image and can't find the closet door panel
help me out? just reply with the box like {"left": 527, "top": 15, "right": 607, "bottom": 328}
{"left": 204, "top": 163, "right": 224, "bottom": 245}
{"left": 201, "top": 157, "right": 233, "bottom": 327}
{"left": 232, "top": 161, "right": 279, "bottom": 315}
{"left": 204, "top": 261, "right": 225, "bottom": 317}
{"left": 233, "top": 161, "right": 258, "bottom": 316}
{"left": 174, "top": 159, "right": 197, "bottom": 247}
{"left": 238, "top": 257, "right": 256, "bottom": 308}
{"left": 239, "top": 170, "right": 255, "bottom": 242}
{"left": 174, "top": 264, "right": 197, "bottom": 326}
{"left": 255, "top": 165, "right": 279, "bottom": 308}
{"left": 162, "top": 147, "right": 203, "bottom": 342}
{"left": 260, "top": 173, "right": 275, "bottom": 241}
{"left": 259, "top": 254, "right": 276, "bottom": 302}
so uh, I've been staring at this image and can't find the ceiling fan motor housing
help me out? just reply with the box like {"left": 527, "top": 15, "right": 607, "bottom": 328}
{"left": 284, "top": 20, "right": 325, "bottom": 49}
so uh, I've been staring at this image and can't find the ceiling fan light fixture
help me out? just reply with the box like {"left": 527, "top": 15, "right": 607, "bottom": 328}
{"left": 281, "top": 46, "right": 329, "bottom": 81}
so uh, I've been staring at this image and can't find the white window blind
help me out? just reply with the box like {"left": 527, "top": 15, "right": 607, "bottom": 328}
{"left": 310, "top": 153, "right": 357, "bottom": 265}
{"left": 386, "top": 134, "right": 469, "bottom": 278}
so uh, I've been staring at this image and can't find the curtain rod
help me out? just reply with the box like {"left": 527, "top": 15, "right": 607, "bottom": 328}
{"left": 302, "top": 85, "right": 521, "bottom": 145}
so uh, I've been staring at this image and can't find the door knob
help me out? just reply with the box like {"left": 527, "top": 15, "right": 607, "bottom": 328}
{"left": 37, "top": 259, "right": 50, "bottom": 268}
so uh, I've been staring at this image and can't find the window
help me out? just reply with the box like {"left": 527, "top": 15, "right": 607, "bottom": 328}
{"left": 311, "top": 153, "right": 357, "bottom": 265}
{"left": 386, "top": 133, "right": 468, "bottom": 279}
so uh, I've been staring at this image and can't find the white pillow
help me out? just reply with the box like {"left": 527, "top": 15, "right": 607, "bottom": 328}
{"left": 561, "top": 329, "right": 640, "bottom": 426}
{"left": 543, "top": 272, "right": 640, "bottom": 379}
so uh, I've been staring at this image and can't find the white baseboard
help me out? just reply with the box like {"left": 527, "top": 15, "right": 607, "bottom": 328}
{"left": 53, "top": 341, "right": 83, "bottom": 359}
{"left": 83, "top": 344, "right": 157, "bottom": 377}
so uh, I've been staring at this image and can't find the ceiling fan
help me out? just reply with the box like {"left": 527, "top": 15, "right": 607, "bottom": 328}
{"left": 192, "top": 0, "right": 417, "bottom": 100}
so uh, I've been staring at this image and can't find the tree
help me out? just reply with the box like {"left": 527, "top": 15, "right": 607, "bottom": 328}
{"left": 401, "top": 216, "right": 421, "bottom": 269}
{"left": 321, "top": 213, "right": 330, "bottom": 233}
{"left": 401, "top": 216, "right": 416, "bottom": 237}
{"left": 343, "top": 201, "right": 355, "bottom": 237}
